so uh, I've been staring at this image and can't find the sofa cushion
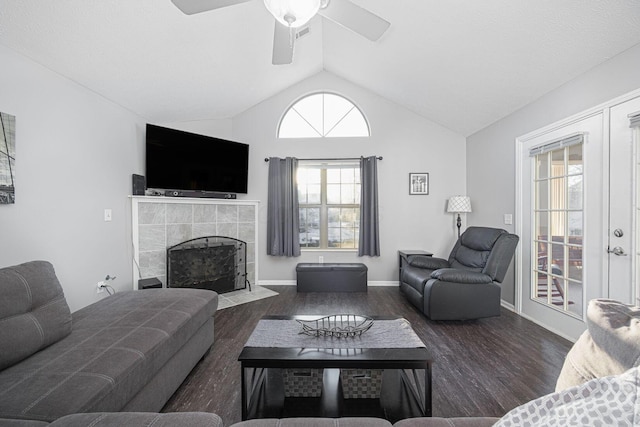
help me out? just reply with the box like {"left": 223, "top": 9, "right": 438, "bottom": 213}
{"left": 495, "top": 366, "right": 640, "bottom": 427}
{"left": 555, "top": 299, "right": 640, "bottom": 391}
{"left": 231, "top": 418, "right": 392, "bottom": 427}
{"left": 393, "top": 417, "right": 498, "bottom": 427}
{"left": 49, "top": 412, "right": 223, "bottom": 427}
{"left": 0, "top": 261, "right": 72, "bottom": 370}
{"left": 0, "top": 289, "right": 217, "bottom": 422}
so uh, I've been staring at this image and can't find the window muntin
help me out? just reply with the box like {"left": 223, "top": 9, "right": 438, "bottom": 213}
{"left": 532, "top": 143, "right": 583, "bottom": 318}
{"left": 279, "top": 93, "right": 370, "bottom": 138}
{"left": 298, "top": 162, "right": 360, "bottom": 249}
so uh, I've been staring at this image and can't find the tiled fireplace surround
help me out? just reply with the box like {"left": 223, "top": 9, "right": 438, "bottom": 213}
{"left": 131, "top": 196, "right": 259, "bottom": 290}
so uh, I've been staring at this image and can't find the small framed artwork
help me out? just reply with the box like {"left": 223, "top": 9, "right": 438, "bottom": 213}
{"left": 0, "top": 111, "right": 16, "bottom": 204}
{"left": 409, "top": 173, "right": 429, "bottom": 195}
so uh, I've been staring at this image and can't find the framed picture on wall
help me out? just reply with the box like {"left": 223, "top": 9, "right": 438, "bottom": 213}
{"left": 0, "top": 111, "right": 16, "bottom": 204}
{"left": 409, "top": 173, "right": 429, "bottom": 195}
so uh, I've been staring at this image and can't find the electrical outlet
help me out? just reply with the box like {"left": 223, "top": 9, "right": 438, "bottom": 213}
{"left": 96, "top": 281, "right": 106, "bottom": 294}
{"left": 319, "top": 256, "right": 324, "bottom": 264}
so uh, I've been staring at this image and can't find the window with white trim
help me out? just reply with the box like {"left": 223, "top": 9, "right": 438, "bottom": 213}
{"left": 298, "top": 161, "right": 360, "bottom": 249}
{"left": 279, "top": 93, "right": 370, "bottom": 138}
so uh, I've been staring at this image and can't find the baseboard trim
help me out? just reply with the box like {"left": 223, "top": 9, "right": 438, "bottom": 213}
{"left": 515, "top": 311, "right": 577, "bottom": 343}
{"left": 500, "top": 301, "right": 516, "bottom": 312}
{"left": 258, "top": 280, "right": 398, "bottom": 287}
{"left": 368, "top": 281, "right": 398, "bottom": 287}
{"left": 258, "top": 280, "right": 296, "bottom": 287}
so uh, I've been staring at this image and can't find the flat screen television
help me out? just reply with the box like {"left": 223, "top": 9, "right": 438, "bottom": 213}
{"left": 145, "top": 124, "right": 249, "bottom": 194}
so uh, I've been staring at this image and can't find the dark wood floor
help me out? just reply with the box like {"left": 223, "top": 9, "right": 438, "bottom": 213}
{"left": 162, "top": 286, "right": 572, "bottom": 425}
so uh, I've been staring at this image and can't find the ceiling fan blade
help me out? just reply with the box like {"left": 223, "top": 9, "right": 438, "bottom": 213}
{"left": 318, "top": 0, "right": 390, "bottom": 41}
{"left": 272, "top": 22, "right": 294, "bottom": 65}
{"left": 171, "top": 0, "right": 252, "bottom": 15}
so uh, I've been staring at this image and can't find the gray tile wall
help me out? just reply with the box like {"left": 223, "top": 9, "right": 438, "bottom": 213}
{"left": 136, "top": 200, "right": 256, "bottom": 288}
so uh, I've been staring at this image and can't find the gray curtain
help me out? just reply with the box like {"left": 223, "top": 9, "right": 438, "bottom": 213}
{"left": 358, "top": 156, "right": 380, "bottom": 256}
{"left": 267, "top": 157, "right": 301, "bottom": 257}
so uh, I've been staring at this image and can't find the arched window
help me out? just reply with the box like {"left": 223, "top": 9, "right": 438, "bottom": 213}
{"left": 278, "top": 93, "right": 370, "bottom": 138}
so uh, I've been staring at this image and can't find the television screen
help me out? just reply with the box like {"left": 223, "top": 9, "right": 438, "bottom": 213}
{"left": 145, "top": 124, "right": 249, "bottom": 194}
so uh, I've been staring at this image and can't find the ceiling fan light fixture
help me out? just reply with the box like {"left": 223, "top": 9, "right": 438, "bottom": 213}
{"left": 263, "top": 0, "right": 321, "bottom": 28}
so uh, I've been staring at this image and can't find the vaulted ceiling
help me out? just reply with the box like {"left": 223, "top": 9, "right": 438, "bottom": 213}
{"left": 1, "top": 0, "right": 639, "bottom": 136}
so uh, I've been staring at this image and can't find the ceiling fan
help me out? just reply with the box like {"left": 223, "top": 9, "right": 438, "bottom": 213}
{"left": 171, "top": 0, "right": 390, "bottom": 65}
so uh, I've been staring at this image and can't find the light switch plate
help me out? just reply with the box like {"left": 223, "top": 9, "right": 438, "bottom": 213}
{"left": 104, "top": 209, "right": 112, "bottom": 222}
{"left": 504, "top": 214, "right": 513, "bottom": 225}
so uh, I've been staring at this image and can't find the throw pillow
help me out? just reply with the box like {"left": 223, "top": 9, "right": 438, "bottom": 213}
{"left": 495, "top": 366, "right": 640, "bottom": 427}
{"left": 0, "top": 260, "right": 72, "bottom": 370}
{"left": 555, "top": 299, "right": 640, "bottom": 391}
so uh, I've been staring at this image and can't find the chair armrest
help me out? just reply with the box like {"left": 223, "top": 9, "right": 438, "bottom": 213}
{"left": 430, "top": 268, "right": 493, "bottom": 284}
{"left": 408, "top": 256, "right": 449, "bottom": 270}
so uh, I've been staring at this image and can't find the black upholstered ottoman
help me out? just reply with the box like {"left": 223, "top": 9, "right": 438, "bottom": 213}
{"left": 295, "top": 263, "right": 368, "bottom": 292}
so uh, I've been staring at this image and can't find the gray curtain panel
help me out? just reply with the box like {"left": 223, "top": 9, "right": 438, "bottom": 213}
{"left": 267, "top": 157, "right": 301, "bottom": 256}
{"left": 358, "top": 156, "right": 380, "bottom": 256}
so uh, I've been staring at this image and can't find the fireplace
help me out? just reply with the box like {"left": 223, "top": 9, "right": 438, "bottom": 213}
{"left": 167, "top": 236, "right": 250, "bottom": 294}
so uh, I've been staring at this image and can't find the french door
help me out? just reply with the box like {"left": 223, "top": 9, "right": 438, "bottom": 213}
{"left": 517, "top": 93, "right": 640, "bottom": 341}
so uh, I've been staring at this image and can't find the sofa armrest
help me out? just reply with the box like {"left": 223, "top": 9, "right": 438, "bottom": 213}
{"left": 430, "top": 268, "right": 493, "bottom": 284}
{"left": 408, "top": 256, "right": 450, "bottom": 270}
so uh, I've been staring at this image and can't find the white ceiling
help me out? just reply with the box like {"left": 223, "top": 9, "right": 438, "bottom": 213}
{"left": 1, "top": 0, "right": 639, "bottom": 136}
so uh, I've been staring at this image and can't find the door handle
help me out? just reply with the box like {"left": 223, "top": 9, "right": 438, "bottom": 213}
{"left": 607, "top": 246, "right": 628, "bottom": 256}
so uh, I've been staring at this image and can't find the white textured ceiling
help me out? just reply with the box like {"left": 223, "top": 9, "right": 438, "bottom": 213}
{"left": 1, "top": 0, "right": 639, "bottom": 136}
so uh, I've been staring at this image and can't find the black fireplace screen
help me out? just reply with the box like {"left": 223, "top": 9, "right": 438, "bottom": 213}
{"left": 167, "top": 236, "right": 250, "bottom": 294}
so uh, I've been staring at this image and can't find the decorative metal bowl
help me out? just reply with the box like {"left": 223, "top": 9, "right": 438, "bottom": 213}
{"left": 297, "top": 314, "right": 374, "bottom": 338}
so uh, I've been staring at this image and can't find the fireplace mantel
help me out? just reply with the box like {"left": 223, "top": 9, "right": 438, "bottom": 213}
{"left": 131, "top": 196, "right": 259, "bottom": 291}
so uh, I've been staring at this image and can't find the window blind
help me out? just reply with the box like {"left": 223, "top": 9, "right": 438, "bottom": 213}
{"left": 629, "top": 111, "right": 640, "bottom": 128}
{"left": 528, "top": 133, "right": 584, "bottom": 157}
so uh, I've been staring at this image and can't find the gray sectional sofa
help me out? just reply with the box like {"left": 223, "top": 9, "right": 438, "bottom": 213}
{"left": 2, "top": 261, "right": 639, "bottom": 427}
{"left": 0, "top": 261, "right": 218, "bottom": 425}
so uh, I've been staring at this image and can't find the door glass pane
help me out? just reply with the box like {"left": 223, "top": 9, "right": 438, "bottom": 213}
{"left": 536, "top": 211, "right": 549, "bottom": 241}
{"left": 532, "top": 144, "right": 583, "bottom": 317}
{"left": 567, "top": 245, "right": 583, "bottom": 282}
{"left": 568, "top": 175, "right": 583, "bottom": 209}
{"left": 568, "top": 144, "right": 583, "bottom": 175}
{"left": 536, "top": 180, "right": 549, "bottom": 210}
{"left": 550, "top": 211, "right": 566, "bottom": 244}
{"left": 568, "top": 212, "right": 583, "bottom": 237}
{"left": 536, "top": 241, "right": 549, "bottom": 273}
{"left": 550, "top": 177, "right": 566, "bottom": 210}
{"left": 551, "top": 150, "right": 565, "bottom": 176}
{"left": 537, "top": 153, "right": 549, "bottom": 179}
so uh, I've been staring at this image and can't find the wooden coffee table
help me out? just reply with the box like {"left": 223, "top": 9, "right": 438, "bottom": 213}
{"left": 238, "top": 315, "right": 432, "bottom": 422}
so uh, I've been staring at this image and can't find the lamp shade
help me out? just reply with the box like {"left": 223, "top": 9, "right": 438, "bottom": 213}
{"left": 447, "top": 196, "right": 472, "bottom": 213}
{"left": 264, "top": 0, "right": 321, "bottom": 28}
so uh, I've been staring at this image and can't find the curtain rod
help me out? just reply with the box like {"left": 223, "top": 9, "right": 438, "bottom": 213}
{"left": 264, "top": 156, "right": 383, "bottom": 162}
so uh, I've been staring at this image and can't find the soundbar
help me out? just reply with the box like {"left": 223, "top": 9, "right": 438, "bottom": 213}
{"left": 163, "top": 189, "right": 237, "bottom": 199}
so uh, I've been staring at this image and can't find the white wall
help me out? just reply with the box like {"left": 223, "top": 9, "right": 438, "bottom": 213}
{"left": 158, "top": 119, "right": 233, "bottom": 140}
{"left": 467, "top": 43, "right": 640, "bottom": 304}
{"left": 0, "top": 44, "right": 145, "bottom": 312}
{"left": 232, "top": 71, "right": 467, "bottom": 283}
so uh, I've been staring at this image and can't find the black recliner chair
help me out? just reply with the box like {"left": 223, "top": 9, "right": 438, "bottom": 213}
{"left": 400, "top": 226, "right": 519, "bottom": 320}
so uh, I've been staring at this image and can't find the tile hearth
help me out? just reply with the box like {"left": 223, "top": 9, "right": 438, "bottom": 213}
{"left": 217, "top": 285, "right": 278, "bottom": 310}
